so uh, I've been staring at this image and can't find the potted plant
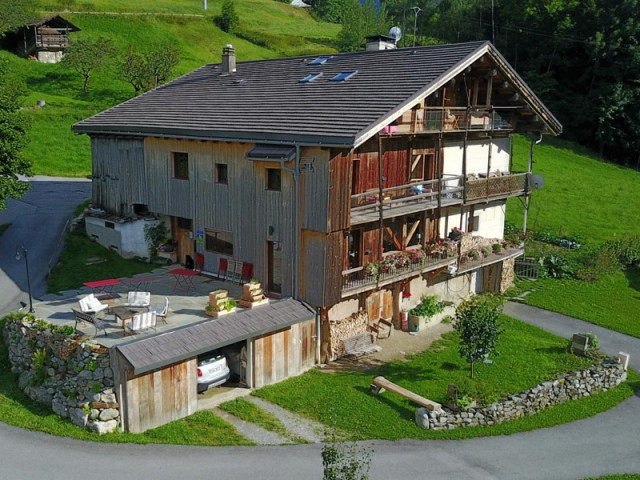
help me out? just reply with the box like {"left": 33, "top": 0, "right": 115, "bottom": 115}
{"left": 492, "top": 243, "right": 503, "bottom": 253}
{"left": 407, "top": 294, "right": 445, "bottom": 332}
{"left": 448, "top": 227, "right": 463, "bottom": 242}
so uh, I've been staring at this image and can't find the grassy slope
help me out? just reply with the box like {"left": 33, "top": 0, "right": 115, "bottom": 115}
{"left": 10, "top": 0, "right": 338, "bottom": 176}
{"left": 507, "top": 135, "right": 640, "bottom": 244}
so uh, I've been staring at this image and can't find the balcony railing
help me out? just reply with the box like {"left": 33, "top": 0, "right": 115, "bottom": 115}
{"left": 465, "top": 172, "right": 529, "bottom": 202}
{"left": 386, "top": 106, "right": 515, "bottom": 135}
{"left": 350, "top": 175, "right": 463, "bottom": 225}
{"left": 342, "top": 247, "right": 457, "bottom": 297}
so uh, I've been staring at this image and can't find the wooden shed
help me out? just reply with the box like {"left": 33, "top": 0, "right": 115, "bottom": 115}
{"left": 13, "top": 15, "right": 80, "bottom": 63}
{"left": 112, "top": 299, "right": 316, "bottom": 433}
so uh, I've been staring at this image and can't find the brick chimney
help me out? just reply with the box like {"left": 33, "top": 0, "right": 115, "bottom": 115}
{"left": 221, "top": 44, "right": 236, "bottom": 75}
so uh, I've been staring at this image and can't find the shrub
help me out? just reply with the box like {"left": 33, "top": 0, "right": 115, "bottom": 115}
{"left": 538, "top": 254, "right": 575, "bottom": 278}
{"left": 31, "top": 348, "right": 48, "bottom": 386}
{"left": 215, "top": 0, "right": 239, "bottom": 34}
{"left": 408, "top": 295, "right": 445, "bottom": 317}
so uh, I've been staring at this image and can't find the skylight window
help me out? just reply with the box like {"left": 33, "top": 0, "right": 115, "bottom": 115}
{"left": 309, "top": 56, "right": 329, "bottom": 65}
{"left": 330, "top": 71, "right": 357, "bottom": 82}
{"left": 299, "top": 73, "right": 322, "bottom": 83}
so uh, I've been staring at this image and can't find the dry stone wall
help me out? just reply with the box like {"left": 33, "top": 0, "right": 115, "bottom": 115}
{"left": 415, "top": 360, "right": 626, "bottom": 430}
{"left": 3, "top": 315, "right": 120, "bottom": 434}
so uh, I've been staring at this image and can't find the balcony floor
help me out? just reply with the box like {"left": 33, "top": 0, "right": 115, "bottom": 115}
{"left": 351, "top": 196, "right": 462, "bottom": 225}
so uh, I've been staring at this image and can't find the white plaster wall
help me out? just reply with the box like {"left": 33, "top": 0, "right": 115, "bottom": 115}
{"left": 405, "top": 275, "right": 472, "bottom": 310}
{"left": 443, "top": 137, "right": 511, "bottom": 176}
{"left": 85, "top": 216, "right": 159, "bottom": 258}
{"left": 438, "top": 202, "right": 505, "bottom": 239}
{"left": 328, "top": 297, "right": 360, "bottom": 321}
{"left": 36, "top": 51, "right": 64, "bottom": 63}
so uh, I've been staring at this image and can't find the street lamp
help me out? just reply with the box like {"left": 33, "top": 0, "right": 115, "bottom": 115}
{"left": 412, "top": 6, "right": 422, "bottom": 47}
{"left": 15, "top": 246, "right": 34, "bottom": 314}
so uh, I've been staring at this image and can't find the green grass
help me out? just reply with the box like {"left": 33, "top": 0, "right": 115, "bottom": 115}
{"left": 8, "top": 1, "right": 338, "bottom": 177}
{"left": 255, "top": 318, "right": 638, "bottom": 440}
{"left": 220, "top": 397, "right": 296, "bottom": 440}
{"left": 47, "top": 231, "right": 156, "bottom": 293}
{"left": 507, "top": 135, "right": 640, "bottom": 245}
{"left": 585, "top": 476, "right": 640, "bottom": 480}
{"left": 517, "top": 268, "right": 640, "bottom": 338}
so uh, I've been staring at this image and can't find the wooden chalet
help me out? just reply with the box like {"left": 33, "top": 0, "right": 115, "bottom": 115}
{"left": 73, "top": 41, "right": 561, "bottom": 366}
{"left": 13, "top": 15, "right": 80, "bottom": 63}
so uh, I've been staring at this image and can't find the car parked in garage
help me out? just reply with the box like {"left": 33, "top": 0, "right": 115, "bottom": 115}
{"left": 197, "top": 350, "right": 230, "bottom": 393}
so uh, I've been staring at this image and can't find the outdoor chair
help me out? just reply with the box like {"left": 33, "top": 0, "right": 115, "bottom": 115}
{"left": 240, "top": 262, "right": 254, "bottom": 284}
{"left": 125, "top": 311, "right": 157, "bottom": 335}
{"left": 149, "top": 297, "right": 169, "bottom": 324}
{"left": 72, "top": 308, "right": 108, "bottom": 337}
{"left": 123, "top": 291, "right": 151, "bottom": 308}
{"left": 215, "top": 258, "right": 228, "bottom": 280}
{"left": 195, "top": 253, "right": 204, "bottom": 273}
{"left": 78, "top": 293, "right": 109, "bottom": 315}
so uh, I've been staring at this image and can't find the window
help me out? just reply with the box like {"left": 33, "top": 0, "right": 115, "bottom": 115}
{"left": 331, "top": 71, "right": 357, "bottom": 82}
{"left": 299, "top": 73, "right": 322, "bottom": 83}
{"left": 266, "top": 168, "right": 281, "bottom": 191}
{"left": 308, "top": 56, "right": 329, "bottom": 65}
{"left": 177, "top": 217, "right": 192, "bottom": 229}
{"left": 216, "top": 163, "right": 228, "bottom": 184}
{"left": 205, "top": 229, "right": 233, "bottom": 256}
{"left": 173, "top": 152, "right": 189, "bottom": 180}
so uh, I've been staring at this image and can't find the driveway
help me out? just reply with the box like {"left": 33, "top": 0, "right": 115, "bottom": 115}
{"left": 0, "top": 176, "right": 90, "bottom": 316}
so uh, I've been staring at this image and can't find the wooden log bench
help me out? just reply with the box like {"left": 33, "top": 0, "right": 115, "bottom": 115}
{"left": 342, "top": 332, "right": 381, "bottom": 357}
{"left": 370, "top": 375, "right": 442, "bottom": 411}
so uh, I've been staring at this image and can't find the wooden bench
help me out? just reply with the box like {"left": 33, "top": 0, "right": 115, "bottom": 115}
{"left": 342, "top": 332, "right": 381, "bottom": 357}
{"left": 370, "top": 376, "right": 442, "bottom": 411}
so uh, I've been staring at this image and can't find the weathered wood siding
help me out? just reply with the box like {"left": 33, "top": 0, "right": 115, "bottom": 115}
{"left": 252, "top": 319, "right": 316, "bottom": 388}
{"left": 324, "top": 230, "right": 344, "bottom": 306}
{"left": 300, "top": 147, "right": 330, "bottom": 233}
{"left": 327, "top": 149, "right": 351, "bottom": 233}
{"left": 117, "top": 356, "right": 197, "bottom": 434}
{"left": 300, "top": 229, "right": 326, "bottom": 306}
{"left": 91, "top": 136, "right": 145, "bottom": 213}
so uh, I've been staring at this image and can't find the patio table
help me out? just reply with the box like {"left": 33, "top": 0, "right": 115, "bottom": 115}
{"left": 109, "top": 305, "right": 148, "bottom": 328}
{"left": 83, "top": 278, "right": 121, "bottom": 298}
{"left": 168, "top": 268, "right": 199, "bottom": 293}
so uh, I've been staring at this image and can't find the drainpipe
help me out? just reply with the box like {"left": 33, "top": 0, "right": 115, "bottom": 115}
{"left": 278, "top": 147, "right": 300, "bottom": 299}
{"left": 522, "top": 133, "right": 543, "bottom": 235}
{"left": 315, "top": 307, "right": 321, "bottom": 364}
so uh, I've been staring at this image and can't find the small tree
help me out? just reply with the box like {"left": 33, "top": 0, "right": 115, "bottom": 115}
{"left": 322, "top": 440, "right": 373, "bottom": 480}
{"left": 62, "top": 36, "right": 116, "bottom": 93}
{"left": 215, "top": 0, "right": 239, "bottom": 34}
{"left": 453, "top": 294, "right": 505, "bottom": 378}
{"left": 121, "top": 42, "right": 180, "bottom": 96}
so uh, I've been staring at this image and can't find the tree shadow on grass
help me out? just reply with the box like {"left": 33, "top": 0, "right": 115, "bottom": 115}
{"left": 625, "top": 268, "right": 640, "bottom": 294}
{"left": 534, "top": 346, "right": 568, "bottom": 355}
{"left": 353, "top": 385, "right": 416, "bottom": 421}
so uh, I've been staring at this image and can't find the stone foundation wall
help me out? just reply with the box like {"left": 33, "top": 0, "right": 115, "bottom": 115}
{"left": 3, "top": 315, "right": 120, "bottom": 434}
{"left": 416, "top": 360, "right": 626, "bottom": 430}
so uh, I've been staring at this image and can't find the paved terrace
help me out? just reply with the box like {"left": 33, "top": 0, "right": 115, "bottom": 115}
{"left": 35, "top": 267, "right": 247, "bottom": 349}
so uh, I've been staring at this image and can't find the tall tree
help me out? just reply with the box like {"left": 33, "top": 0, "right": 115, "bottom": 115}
{"left": 62, "top": 36, "right": 116, "bottom": 93}
{"left": 121, "top": 42, "right": 180, "bottom": 96}
{"left": 0, "top": 59, "right": 32, "bottom": 209}
{"left": 215, "top": 0, "right": 239, "bottom": 34}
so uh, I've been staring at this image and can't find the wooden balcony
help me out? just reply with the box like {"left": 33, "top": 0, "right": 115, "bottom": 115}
{"left": 350, "top": 172, "right": 528, "bottom": 226}
{"left": 342, "top": 248, "right": 457, "bottom": 298}
{"left": 465, "top": 172, "right": 529, "bottom": 203}
{"left": 350, "top": 175, "right": 464, "bottom": 226}
{"left": 384, "top": 106, "right": 515, "bottom": 136}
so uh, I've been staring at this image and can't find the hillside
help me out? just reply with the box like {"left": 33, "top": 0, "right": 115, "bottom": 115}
{"left": 3, "top": 0, "right": 339, "bottom": 176}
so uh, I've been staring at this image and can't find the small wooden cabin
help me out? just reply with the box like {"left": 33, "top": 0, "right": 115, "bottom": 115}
{"left": 13, "top": 15, "right": 80, "bottom": 63}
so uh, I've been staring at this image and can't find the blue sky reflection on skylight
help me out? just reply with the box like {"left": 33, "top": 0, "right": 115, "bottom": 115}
{"left": 331, "top": 71, "right": 357, "bottom": 81}
{"left": 299, "top": 73, "right": 322, "bottom": 83}
{"left": 308, "top": 57, "right": 329, "bottom": 65}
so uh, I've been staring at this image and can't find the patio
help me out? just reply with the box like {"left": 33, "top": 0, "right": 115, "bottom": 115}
{"left": 35, "top": 266, "right": 246, "bottom": 349}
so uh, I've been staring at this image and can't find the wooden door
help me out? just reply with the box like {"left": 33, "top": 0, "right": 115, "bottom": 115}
{"left": 173, "top": 216, "right": 194, "bottom": 265}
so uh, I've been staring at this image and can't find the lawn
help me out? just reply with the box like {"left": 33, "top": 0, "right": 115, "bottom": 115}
{"left": 507, "top": 135, "right": 640, "bottom": 245}
{"left": 255, "top": 318, "right": 638, "bottom": 441}
{"left": 47, "top": 231, "right": 156, "bottom": 293}
{"left": 517, "top": 268, "right": 640, "bottom": 338}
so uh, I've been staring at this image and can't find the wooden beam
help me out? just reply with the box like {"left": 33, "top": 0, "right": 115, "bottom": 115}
{"left": 371, "top": 376, "right": 442, "bottom": 411}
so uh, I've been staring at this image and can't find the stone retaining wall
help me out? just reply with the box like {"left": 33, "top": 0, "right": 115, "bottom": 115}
{"left": 415, "top": 360, "right": 626, "bottom": 430}
{"left": 3, "top": 315, "right": 120, "bottom": 434}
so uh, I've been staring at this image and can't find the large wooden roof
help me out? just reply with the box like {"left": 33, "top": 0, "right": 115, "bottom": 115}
{"left": 73, "top": 41, "right": 561, "bottom": 148}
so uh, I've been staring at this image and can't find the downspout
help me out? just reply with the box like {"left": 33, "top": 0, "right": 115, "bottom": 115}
{"left": 315, "top": 307, "right": 321, "bottom": 364}
{"left": 279, "top": 147, "right": 300, "bottom": 299}
{"left": 522, "top": 133, "right": 543, "bottom": 235}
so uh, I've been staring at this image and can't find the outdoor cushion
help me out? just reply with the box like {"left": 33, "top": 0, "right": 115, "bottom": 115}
{"left": 78, "top": 294, "right": 109, "bottom": 314}
{"left": 126, "top": 311, "right": 156, "bottom": 334}
{"left": 123, "top": 291, "right": 151, "bottom": 307}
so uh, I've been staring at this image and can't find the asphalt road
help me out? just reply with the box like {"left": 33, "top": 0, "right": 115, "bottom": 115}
{"left": 1, "top": 178, "right": 639, "bottom": 479}
{"left": 0, "top": 176, "right": 90, "bottom": 316}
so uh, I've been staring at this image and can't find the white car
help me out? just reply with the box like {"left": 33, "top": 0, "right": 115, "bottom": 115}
{"left": 197, "top": 350, "right": 230, "bottom": 393}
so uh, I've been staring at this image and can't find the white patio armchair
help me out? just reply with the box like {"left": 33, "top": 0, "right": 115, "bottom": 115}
{"left": 125, "top": 311, "right": 157, "bottom": 335}
{"left": 78, "top": 293, "right": 109, "bottom": 315}
{"left": 123, "top": 291, "right": 151, "bottom": 308}
{"left": 149, "top": 297, "right": 169, "bottom": 324}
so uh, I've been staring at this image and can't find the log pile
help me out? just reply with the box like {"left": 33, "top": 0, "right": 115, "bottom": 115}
{"left": 327, "top": 310, "right": 369, "bottom": 360}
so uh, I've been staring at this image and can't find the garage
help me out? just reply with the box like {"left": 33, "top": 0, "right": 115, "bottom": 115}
{"left": 112, "top": 299, "right": 316, "bottom": 433}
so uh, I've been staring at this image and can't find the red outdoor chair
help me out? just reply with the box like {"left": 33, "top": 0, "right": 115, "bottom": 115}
{"left": 240, "top": 262, "right": 254, "bottom": 284}
{"left": 195, "top": 253, "right": 205, "bottom": 273}
{"left": 216, "top": 258, "right": 228, "bottom": 280}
